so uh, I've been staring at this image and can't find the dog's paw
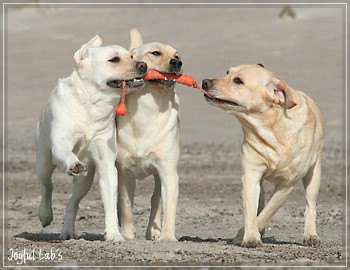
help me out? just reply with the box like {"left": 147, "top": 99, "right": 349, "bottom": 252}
{"left": 241, "top": 237, "right": 262, "bottom": 248}
{"left": 303, "top": 234, "right": 320, "bottom": 247}
{"left": 158, "top": 232, "right": 177, "bottom": 242}
{"left": 67, "top": 161, "right": 88, "bottom": 176}
{"left": 38, "top": 203, "right": 53, "bottom": 227}
{"left": 234, "top": 228, "right": 263, "bottom": 248}
{"left": 104, "top": 231, "right": 125, "bottom": 242}
{"left": 239, "top": 230, "right": 262, "bottom": 248}
{"left": 121, "top": 227, "right": 135, "bottom": 240}
{"left": 59, "top": 230, "right": 77, "bottom": 240}
{"left": 146, "top": 226, "right": 161, "bottom": 241}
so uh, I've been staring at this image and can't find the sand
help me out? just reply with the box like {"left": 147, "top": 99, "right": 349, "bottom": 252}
{"left": 4, "top": 3, "right": 346, "bottom": 268}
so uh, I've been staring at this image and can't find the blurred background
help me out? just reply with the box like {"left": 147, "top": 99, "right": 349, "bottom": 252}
{"left": 6, "top": 4, "right": 344, "bottom": 147}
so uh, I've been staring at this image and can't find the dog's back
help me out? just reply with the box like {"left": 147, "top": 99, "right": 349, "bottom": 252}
{"left": 255, "top": 90, "right": 326, "bottom": 182}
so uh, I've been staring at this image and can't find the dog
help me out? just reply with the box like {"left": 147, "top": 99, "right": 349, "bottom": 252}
{"left": 35, "top": 35, "right": 147, "bottom": 241}
{"left": 115, "top": 28, "right": 181, "bottom": 241}
{"left": 202, "top": 64, "right": 326, "bottom": 248}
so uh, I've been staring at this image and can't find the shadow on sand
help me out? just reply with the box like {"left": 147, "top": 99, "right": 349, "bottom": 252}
{"left": 14, "top": 232, "right": 104, "bottom": 242}
{"left": 179, "top": 235, "right": 304, "bottom": 246}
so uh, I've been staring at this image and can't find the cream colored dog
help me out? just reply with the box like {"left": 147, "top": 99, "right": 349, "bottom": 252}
{"left": 202, "top": 64, "right": 326, "bottom": 248}
{"left": 116, "top": 28, "right": 181, "bottom": 241}
{"left": 35, "top": 35, "right": 147, "bottom": 241}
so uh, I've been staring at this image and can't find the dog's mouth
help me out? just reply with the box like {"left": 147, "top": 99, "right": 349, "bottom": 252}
{"left": 205, "top": 95, "right": 241, "bottom": 107}
{"left": 107, "top": 77, "right": 144, "bottom": 89}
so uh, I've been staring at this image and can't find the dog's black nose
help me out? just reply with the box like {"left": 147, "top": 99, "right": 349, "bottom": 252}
{"left": 169, "top": 58, "right": 182, "bottom": 72}
{"left": 202, "top": 79, "right": 213, "bottom": 90}
{"left": 136, "top": 61, "right": 147, "bottom": 74}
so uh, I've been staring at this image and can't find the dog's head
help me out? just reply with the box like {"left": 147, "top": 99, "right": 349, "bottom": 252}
{"left": 129, "top": 28, "right": 182, "bottom": 89}
{"left": 74, "top": 35, "right": 147, "bottom": 93}
{"left": 202, "top": 64, "right": 297, "bottom": 116}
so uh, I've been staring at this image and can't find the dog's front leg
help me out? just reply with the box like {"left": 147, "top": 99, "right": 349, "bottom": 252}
{"left": 158, "top": 166, "right": 179, "bottom": 242}
{"left": 51, "top": 135, "right": 87, "bottom": 176}
{"left": 92, "top": 137, "right": 124, "bottom": 242}
{"left": 117, "top": 169, "right": 136, "bottom": 239}
{"left": 238, "top": 167, "right": 264, "bottom": 248}
{"left": 146, "top": 174, "right": 162, "bottom": 240}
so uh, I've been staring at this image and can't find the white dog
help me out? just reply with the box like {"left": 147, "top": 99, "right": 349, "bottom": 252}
{"left": 116, "top": 28, "right": 181, "bottom": 241}
{"left": 35, "top": 35, "right": 147, "bottom": 241}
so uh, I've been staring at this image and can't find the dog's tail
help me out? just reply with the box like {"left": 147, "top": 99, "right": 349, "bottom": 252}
{"left": 129, "top": 27, "right": 143, "bottom": 51}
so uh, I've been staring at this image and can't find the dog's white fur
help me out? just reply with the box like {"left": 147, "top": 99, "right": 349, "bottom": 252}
{"left": 35, "top": 35, "right": 146, "bottom": 241}
{"left": 116, "top": 28, "right": 181, "bottom": 241}
{"left": 203, "top": 64, "right": 326, "bottom": 247}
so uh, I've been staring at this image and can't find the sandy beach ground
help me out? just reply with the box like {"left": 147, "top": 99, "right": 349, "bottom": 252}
{"left": 3, "top": 3, "right": 347, "bottom": 268}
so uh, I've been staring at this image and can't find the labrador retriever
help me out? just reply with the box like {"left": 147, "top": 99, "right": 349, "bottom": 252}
{"left": 202, "top": 64, "right": 326, "bottom": 248}
{"left": 35, "top": 35, "right": 147, "bottom": 241}
{"left": 116, "top": 28, "right": 181, "bottom": 241}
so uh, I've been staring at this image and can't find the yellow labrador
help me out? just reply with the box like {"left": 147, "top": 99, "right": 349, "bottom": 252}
{"left": 202, "top": 64, "right": 326, "bottom": 248}
{"left": 35, "top": 35, "right": 147, "bottom": 241}
{"left": 116, "top": 28, "right": 181, "bottom": 241}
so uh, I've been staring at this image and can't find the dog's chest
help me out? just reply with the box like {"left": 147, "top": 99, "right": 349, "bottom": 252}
{"left": 118, "top": 152, "right": 158, "bottom": 179}
{"left": 116, "top": 124, "right": 176, "bottom": 179}
{"left": 116, "top": 98, "right": 179, "bottom": 179}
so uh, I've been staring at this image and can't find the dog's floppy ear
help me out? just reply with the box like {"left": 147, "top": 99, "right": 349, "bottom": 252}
{"left": 129, "top": 27, "right": 143, "bottom": 51}
{"left": 266, "top": 78, "right": 297, "bottom": 109}
{"left": 74, "top": 35, "right": 103, "bottom": 64}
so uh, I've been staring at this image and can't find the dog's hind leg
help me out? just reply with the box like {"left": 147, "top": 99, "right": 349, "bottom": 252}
{"left": 59, "top": 162, "right": 95, "bottom": 240}
{"left": 255, "top": 183, "right": 294, "bottom": 243}
{"left": 302, "top": 157, "right": 321, "bottom": 246}
{"left": 36, "top": 139, "right": 56, "bottom": 227}
{"left": 258, "top": 180, "right": 266, "bottom": 236}
{"left": 118, "top": 170, "right": 136, "bottom": 239}
{"left": 258, "top": 180, "right": 265, "bottom": 215}
{"left": 146, "top": 174, "right": 162, "bottom": 240}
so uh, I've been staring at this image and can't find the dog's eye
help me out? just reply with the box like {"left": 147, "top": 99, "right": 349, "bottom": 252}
{"left": 226, "top": 70, "right": 229, "bottom": 75}
{"left": 174, "top": 55, "right": 180, "bottom": 60}
{"left": 150, "top": 51, "right": 162, "bottom": 56}
{"left": 109, "top": 57, "right": 120, "bottom": 63}
{"left": 233, "top": 77, "right": 244, "bottom": 84}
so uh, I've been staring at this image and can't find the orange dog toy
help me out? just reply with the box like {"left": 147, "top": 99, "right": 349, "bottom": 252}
{"left": 116, "top": 70, "right": 212, "bottom": 116}
{"left": 115, "top": 81, "right": 127, "bottom": 116}
{"left": 143, "top": 69, "right": 212, "bottom": 97}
